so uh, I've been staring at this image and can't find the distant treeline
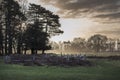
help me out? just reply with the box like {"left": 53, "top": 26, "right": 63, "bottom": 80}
{"left": 52, "top": 34, "right": 120, "bottom": 52}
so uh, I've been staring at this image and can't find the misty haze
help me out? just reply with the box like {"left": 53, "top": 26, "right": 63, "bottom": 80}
{"left": 0, "top": 0, "right": 120, "bottom": 80}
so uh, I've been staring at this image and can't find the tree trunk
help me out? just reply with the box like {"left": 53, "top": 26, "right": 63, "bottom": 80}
{"left": 35, "top": 50, "right": 37, "bottom": 54}
{"left": 17, "top": 39, "right": 22, "bottom": 54}
{"left": 1, "top": 44, "right": 4, "bottom": 56}
{"left": 17, "top": 45, "right": 21, "bottom": 54}
{"left": 24, "top": 46, "right": 27, "bottom": 54}
{"left": 42, "top": 49, "right": 45, "bottom": 54}
{"left": 5, "top": 34, "right": 7, "bottom": 55}
{"left": 31, "top": 48, "right": 35, "bottom": 54}
{"left": 8, "top": 32, "right": 13, "bottom": 55}
{"left": 24, "top": 49, "right": 27, "bottom": 54}
{"left": 4, "top": 2, "right": 8, "bottom": 55}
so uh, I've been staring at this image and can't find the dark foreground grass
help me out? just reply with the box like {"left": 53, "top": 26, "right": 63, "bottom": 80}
{"left": 0, "top": 57, "right": 120, "bottom": 80}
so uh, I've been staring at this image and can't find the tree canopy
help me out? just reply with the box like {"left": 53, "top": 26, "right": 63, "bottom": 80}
{"left": 0, "top": 0, "right": 63, "bottom": 55}
{"left": 88, "top": 34, "right": 108, "bottom": 52}
{"left": 0, "top": 0, "right": 26, "bottom": 55}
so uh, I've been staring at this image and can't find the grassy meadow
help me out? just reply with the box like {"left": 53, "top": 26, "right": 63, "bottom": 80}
{"left": 0, "top": 56, "right": 120, "bottom": 80}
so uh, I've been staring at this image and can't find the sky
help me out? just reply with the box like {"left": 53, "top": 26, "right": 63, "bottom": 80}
{"left": 36, "top": 0, "right": 120, "bottom": 41}
{"left": 19, "top": 0, "right": 120, "bottom": 42}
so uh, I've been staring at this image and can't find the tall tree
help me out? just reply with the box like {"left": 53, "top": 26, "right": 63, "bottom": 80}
{"left": 0, "top": 22, "right": 3, "bottom": 55}
{"left": 15, "top": 0, "right": 28, "bottom": 54}
{"left": 72, "top": 38, "right": 86, "bottom": 52}
{"left": 27, "top": 3, "right": 63, "bottom": 36}
{"left": 88, "top": 34, "right": 108, "bottom": 52}
{"left": 24, "top": 19, "right": 50, "bottom": 54}
{"left": 25, "top": 3, "right": 63, "bottom": 54}
{"left": 0, "top": 0, "right": 26, "bottom": 55}
{"left": 0, "top": 7, "right": 4, "bottom": 55}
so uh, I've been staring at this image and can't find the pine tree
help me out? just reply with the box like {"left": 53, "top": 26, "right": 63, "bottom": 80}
{"left": 24, "top": 3, "right": 63, "bottom": 54}
{"left": 24, "top": 19, "right": 50, "bottom": 54}
{"left": 0, "top": 0, "right": 26, "bottom": 55}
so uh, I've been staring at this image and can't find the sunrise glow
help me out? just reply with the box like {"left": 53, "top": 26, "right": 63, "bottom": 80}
{"left": 27, "top": 0, "right": 120, "bottom": 42}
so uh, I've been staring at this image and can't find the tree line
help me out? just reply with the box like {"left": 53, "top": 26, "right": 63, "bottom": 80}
{"left": 0, "top": 0, "right": 63, "bottom": 55}
{"left": 53, "top": 34, "right": 118, "bottom": 52}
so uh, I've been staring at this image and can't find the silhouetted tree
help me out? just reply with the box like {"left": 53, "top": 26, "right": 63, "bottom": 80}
{"left": 88, "top": 34, "right": 108, "bottom": 52}
{"left": 25, "top": 3, "right": 63, "bottom": 54}
{"left": 106, "top": 38, "right": 115, "bottom": 52}
{"left": 71, "top": 38, "right": 86, "bottom": 52}
{"left": 0, "top": 1, "right": 63, "bottom": 55}
{"left": 13, "top": 0, "right": 28, "bottom": 54}
{"left": 0, "top": 0, "right": 26, "bottom": 55}
{"left": 0, "top": 8, "right": 4, "bottom": 55}
{"left": 27, "top": 3, "right": 63, "bottom": 36}
{"left": 0, "top": 23, "right": 3, "bottom": 55}
{"left": 24, "top": 20, "right": 50, "bottom": 54}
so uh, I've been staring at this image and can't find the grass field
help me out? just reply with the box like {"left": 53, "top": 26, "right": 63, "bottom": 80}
{"left": 0, "top": 56, "right": 120, "bottom": 80}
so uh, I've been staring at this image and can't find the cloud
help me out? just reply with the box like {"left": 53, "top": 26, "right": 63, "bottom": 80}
{"left": 93, "top": 12, "right": 120, "bottom": 23}
{"left": 97, "top": 30, "right": 120, "bottom": 35}
{"left": 40, "top": 0, "right": 120, "bottom": 23}
{"left": 93, "top": 12, "right": 120, "bottom": 19}
{"left": 95, "top": 26, "right": 120, "bottom": 38}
